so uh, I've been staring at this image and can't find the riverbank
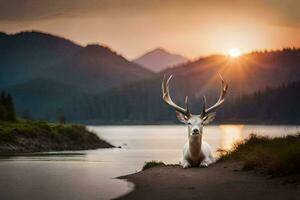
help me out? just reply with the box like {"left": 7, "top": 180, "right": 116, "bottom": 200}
{"left": 218, "top": 134, "right": 300, "bottom": 176}
{"left": 0, "top": 119, "right": 113, "bottom": 153}
{"left": 117, "top": 162, "right": 300, "bottom": 200}
{"left": 117, "top": 134, "right": 300, "bottom": 200}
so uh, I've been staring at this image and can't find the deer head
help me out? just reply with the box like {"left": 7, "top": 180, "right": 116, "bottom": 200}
{"left": 162, "top": 74, "right": 228, "bottom": 137}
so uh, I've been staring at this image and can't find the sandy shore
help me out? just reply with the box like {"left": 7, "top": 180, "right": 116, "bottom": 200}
{"left": 116, "top": 162, "right": 300, "bottom": 200}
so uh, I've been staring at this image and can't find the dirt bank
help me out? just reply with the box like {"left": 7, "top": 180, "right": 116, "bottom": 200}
{"left": 117, "top": 162, "right": 300, "bottom": 200}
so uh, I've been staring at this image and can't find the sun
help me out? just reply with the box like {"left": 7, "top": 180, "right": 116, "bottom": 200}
{"left": 228, "top": 48, "right": 241, "bottom": 58}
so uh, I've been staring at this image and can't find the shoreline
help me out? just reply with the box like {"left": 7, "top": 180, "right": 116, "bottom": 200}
{"left": 0, "top": 119, "right": 114, "bottom": 153}
{"left": 116, "top": 162, "right": 300, "bottom": 200}
{"left": 0, "top": 135, "right": 114, "bottom": 153}
{"left": 84, "top": 122, "right": 300, "bottom": 126}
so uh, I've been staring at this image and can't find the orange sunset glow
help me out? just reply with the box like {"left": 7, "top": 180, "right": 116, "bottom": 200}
{"left": 1, "top": 1, "right": 300, "bottom": 199}
{"left": 0, "top": 0, "right": 299, "bottom": 59}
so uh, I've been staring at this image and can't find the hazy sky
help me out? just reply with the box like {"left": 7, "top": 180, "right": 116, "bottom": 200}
{"left": 0, "top": 0, "right": 299, "bottom": 59}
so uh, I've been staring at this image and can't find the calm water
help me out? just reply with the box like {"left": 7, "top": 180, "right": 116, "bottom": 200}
{"left": 0, "top": 125, "right": 299, "bottom": 200}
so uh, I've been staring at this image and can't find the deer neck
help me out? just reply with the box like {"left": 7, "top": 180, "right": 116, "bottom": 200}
{"left": 188, "top": 134, "right": 202, "bottom": 159}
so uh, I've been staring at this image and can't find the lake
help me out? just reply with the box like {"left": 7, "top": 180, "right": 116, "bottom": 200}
{"left": 0, "top": 125, "right": 299, "bottom": 200}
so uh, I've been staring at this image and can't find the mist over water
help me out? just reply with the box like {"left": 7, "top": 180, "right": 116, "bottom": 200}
{"left": 0, "top": 125, "right": 298, "bottom": 200}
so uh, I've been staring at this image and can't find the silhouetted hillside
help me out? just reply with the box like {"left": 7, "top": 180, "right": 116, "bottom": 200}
{"left": 0, "top": 31, "right": 153, "bottom": 93}
{"left": 160, "top": 48, "right": 300, "bottom": 98}
{"left": 76, "top": 48, "right": 300, "bottom": 124}
{"left": 133, "top": 48, "right": 189, "bottom": 72}
{"left": 44, "top": 44, "right": 154, "bottom": 92}
{"left": 0, "top": 31, "right": 81, "bottom": 87}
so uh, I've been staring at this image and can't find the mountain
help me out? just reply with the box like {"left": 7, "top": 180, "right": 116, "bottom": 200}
{"left": 0, "top": 31, "right": 80, "bottom": 88}
{"left": 76, "top": 48, "right": 300, "bottom": 124}
{"left": 0, "top": 30, "right": 155, "bottom": 121}
{"left": 133, "top": 48, "right": 189, "bottom": 72}
{"left": 0, "top": 31, "right": 153, "bottom": 93}
{"left": 160, "top": 48, "right": 300, "bottom": 99}
{"left": 43, "top": 44, "right": 154, "bottom": 92}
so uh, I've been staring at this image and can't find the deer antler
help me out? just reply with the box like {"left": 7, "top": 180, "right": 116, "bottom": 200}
{"left": 201, "top": 74, "right": 228, "bottom": 118}
{"left": 162, "top": 75, "right": 190, "bottom": 117}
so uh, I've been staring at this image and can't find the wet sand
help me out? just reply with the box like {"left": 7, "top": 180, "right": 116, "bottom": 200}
{"left": 116, "top": 162, "right": 300, "bottom": 200}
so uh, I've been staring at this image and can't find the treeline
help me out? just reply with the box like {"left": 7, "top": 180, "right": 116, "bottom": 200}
{"left": 249, "top": 47, "right": 300, "bottom": 54}
{"left": 6, "top": 80, "right": 300, "bottom": 124}
{"left": 0, "top": 91, "right": 16, "bottom": 121}
{"left": 76, "top": 79, "right": 300, "bottom": 124}
{"left": 220, "top": 81, "right": 300, "bottom": 124}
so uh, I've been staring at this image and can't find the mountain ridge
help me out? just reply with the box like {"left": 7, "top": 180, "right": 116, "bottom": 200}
{"left": 0, "top": 30, "right": 154, "bottom": 93}
{"left": 74, "top": 48, "right": 300, "bottom": 123}
{"left": 133, "top": 47, "right": 189, "bottom": 72}
{"left": 1, "top": 30, "right": 300, "bottom": 123}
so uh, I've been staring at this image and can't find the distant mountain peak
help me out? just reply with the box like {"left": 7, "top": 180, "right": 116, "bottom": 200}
{"left": 151, "top": 47, "right": 168, "bottom": 53}
{"left": 133, "top": 48, "right": 189, "bottom": 72}
{"left": 141, "top": 47, "right": 179, "bottom": 57}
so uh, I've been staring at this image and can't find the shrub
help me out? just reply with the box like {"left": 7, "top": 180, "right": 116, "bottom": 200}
{"left": 142, "top": 160, "right": 166, "bottom": 170}
{"left": 218, "top": 134, "right": 300, "bottom": 176}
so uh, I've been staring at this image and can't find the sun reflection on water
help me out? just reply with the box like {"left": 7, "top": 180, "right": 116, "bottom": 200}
{"left": 218, "top": 125, "right": 244, "bottom": 150}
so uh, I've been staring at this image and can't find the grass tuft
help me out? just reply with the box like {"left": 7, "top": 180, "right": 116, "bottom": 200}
{"left": 142, "top": 160, "right": 166, "bottom": 170}
{"left": 218, "top": 133, "right": 300, "bottom": 176}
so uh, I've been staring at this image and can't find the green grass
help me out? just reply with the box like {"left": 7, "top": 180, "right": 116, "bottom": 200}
{"left": 218, "top": 134, "right": 300, "bottom": 176}
{"left": 0, "top": 118, "right": 95, "bottom": 142}
{"left": 142, "top": 160, "right": 166, "bottom": 170}
{"left": 0, "top": 118, "right": 113, "bottom": 152}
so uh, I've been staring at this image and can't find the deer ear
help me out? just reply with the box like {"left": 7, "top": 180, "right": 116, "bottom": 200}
{"left": 202, "top": 112, "right": 216, "bottom": 125}
{"left": 175, "top": 111, "right": 189, "bottom": 124}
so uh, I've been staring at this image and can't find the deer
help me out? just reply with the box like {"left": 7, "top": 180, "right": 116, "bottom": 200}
{"left": 162, "top": 74, "right": 228, "bottom": 168}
